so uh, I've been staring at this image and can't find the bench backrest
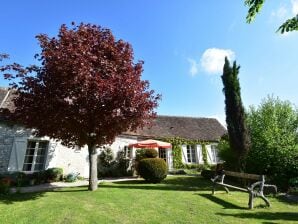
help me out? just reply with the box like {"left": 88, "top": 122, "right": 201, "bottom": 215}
{"left": 224, "top": 171, "right": 261, "bottom": 180}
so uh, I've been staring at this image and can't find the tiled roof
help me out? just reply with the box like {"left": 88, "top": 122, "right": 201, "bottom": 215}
{"left": 124, "top": 115, "right": 226, "bottom": 142}
{"left": 0, "top": 88, "right": 226, "bottom": 141}
{"left": 0, "top": 88, "right": 15, "bottom": 111}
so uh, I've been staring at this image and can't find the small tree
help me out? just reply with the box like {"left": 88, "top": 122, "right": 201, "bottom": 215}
{"left": 0, "top": 23, "right": 160, "bottom": 191}
{"left": 221, "top": 57, "right": 250, "bottom": 171}
{"left": 246, "top": 96, "right": 298, "bottom": 190}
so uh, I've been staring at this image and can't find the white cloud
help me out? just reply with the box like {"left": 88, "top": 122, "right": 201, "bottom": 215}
{"left": 271, "top": 5, "right": 288, "bottom": 20}
{"left": 200, "top": 48, "right": 235, "bottom": 75}
{"left": 292, "top": 0, "right": 298, "bottom": 14}
{"left": 187, "top": 58, "right": 199, "bottom": 76}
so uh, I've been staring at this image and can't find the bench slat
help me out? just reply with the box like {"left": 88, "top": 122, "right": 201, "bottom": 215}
{"left": 215, "top": 183, "right": 248, "bottom": 192}
{"left": 224, "top": 171, "right": 261, "bottom": 180}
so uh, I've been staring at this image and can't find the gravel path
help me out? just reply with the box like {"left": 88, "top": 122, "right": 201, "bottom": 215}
{"left": 10, "top": 177, "right": 139, "bottom": 193}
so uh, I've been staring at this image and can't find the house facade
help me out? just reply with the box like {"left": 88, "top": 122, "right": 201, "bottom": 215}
{"left": 0, "top": 88, "right": 226, "bottom": 177}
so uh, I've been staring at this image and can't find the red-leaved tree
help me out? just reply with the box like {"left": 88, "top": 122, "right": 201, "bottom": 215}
{"left": 0, "top": 23, "right": 160, "bottom": 191}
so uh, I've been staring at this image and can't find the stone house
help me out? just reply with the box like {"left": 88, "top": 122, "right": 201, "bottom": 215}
{"left": 0, "top": 88, "right": 226, "bottom": 177}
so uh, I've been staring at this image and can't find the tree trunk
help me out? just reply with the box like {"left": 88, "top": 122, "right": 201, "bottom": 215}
{"left": 88, "top": 144, "right": 98, "bottom": 191}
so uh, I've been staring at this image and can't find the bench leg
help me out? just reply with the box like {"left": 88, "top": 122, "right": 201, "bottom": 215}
{"left": 248, "top": 192, "right": 254, "bottom": 209}
{"left": 260, "top": 194, "right": 271, "bottom": 207}
{"left": 212, "top": 183, "right": 215, "bottom": 195}
{"left": 224, "top": 186, "right": 229, "bottom": 193}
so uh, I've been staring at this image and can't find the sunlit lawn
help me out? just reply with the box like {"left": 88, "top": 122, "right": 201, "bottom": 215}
{"left": 0, "top": 175, "right": 297, "bottom": 224}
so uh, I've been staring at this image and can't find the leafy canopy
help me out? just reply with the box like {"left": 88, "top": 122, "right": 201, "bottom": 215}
{"left": 245, "top": 0, "right": 298, "bottom": 33}
{"left": 0, "top": 23, "right": 160, "bottom": 148}
{"left": 246, "top": 96, "right": 298, "bottom": 189}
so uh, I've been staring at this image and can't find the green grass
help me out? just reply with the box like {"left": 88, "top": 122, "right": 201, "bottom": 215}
{"left": 0, "top": 176, "right": 297, "bottom": 224}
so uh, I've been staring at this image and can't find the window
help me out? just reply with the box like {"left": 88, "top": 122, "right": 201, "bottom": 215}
{"left": 159, "top": 148, "right": 167, "bottom": 162}
{"left": 186, "top": 145, "right": 197, "bottom": 163}
{"left": 123, "top": 146, "right": 132, "bottom": 158}
{"left": 210, "top": 145, "right": 218, "bottom": 163}
{"left": 23, "top": 140, "right": 48, "bottom": 171}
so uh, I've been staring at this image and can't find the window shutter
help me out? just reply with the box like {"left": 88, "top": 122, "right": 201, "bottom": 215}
{"left": 8, "top": 137, "right": 27, "bottom": 171}
{"left": 196, "top": 145, "right": 203, "bottom": 164}
{"left": 205, "top": 145, "right": 213, "bottom": 164}
{"left": 181, "top": 145, "right": 188, "bottom": 163}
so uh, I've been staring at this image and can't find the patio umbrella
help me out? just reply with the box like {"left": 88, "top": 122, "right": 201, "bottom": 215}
{"left": 128, "top": 139, "right": 172, "bottom": 149}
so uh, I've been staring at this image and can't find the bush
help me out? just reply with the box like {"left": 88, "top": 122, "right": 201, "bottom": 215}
{"left": 45, "top": 168, "right": 63, "bottom": 182}
{"left": 144, "top": 148, "right": 158, "bottom": 158}
{"left": 217, "top": 135, "right": 239, "bottom": 171}
{"left": 135, "top": 148, "right": 158, "bottom": 161}
{"left": 201, "top": 169, "right": 216, "bottom": 179}
{"left": 32, "top": 171, "right": 47, "bottom": 184}
{"left": 168, "top": 169, "right": 187, "bottom": 175}
{"left": 0, "top": 177, "right": 12, "bottom": 194}
{"left": 65, "top": 172, "right": 79, "bottom": 182}
{"left": 138, "top": 158, "right": 167, "bottom": 183}
{"left": 98, "top": 148, "right": 132, "bottom": 178}
{"left": 246, "top": 97, "right": 298, "bottom": 191}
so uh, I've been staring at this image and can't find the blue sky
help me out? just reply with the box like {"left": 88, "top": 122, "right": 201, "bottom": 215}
{"left": 1, "top": 0, "right": 297, "bottom": 125}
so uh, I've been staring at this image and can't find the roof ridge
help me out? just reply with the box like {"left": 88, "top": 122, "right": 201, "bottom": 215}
{"left": 157, "top": 115, "right": 217, "bottom": 120}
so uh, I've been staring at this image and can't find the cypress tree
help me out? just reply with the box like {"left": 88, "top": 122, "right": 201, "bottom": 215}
{"left": 221, "top": 57, "right": 250, "bottom": 171}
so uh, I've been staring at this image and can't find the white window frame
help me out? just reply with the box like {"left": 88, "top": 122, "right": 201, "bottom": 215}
{"left": 159, "top": 148, "right": 167, "bottom": 162}
{"left": 210, "top": 144, "right": 218, "bottom": 163}
{"left": 186, "top": 145, "right": 197, "bottom": 163}
{"left": 22, "top": 140, "right": 49, "bottom": 172}
{"left": 123, "top": 146, "right": 132, "bottom": 159}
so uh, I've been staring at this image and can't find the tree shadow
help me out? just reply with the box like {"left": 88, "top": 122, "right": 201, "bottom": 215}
{"left": 197, "top": 193, "right": 245, "bottom": 210}
{"left": 0, "top": 191, "right": 46, "bottom": 205}
{"left": 275, "top": 194, "right": 298, "bottom": 204}
{"left": 51, "top": 187, "right": 89, "bottom": 193}
{"left": 217, "top": 212, "right": 298, "bottom": 222}
{"left": 103, "top": 176, "right": 212, "bottom": 192}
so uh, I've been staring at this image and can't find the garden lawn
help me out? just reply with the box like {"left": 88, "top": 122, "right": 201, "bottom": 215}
{"left": 0, "top": 176, "right": 297, "bottom": 224}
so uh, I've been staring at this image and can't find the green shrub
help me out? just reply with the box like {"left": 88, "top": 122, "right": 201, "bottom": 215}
{"left": 217, "top": 136, "right": 239, "bottom": 171}
{"left": 201, "top": 169, "right": 216, "bottom": 179}
{"left": 45, "top": 168, "right": 63, "bottom": 182}
{"left": 33, "top": 171, "right": 47, "bottom": 184}
{"left": 0, "top": 177, "right": 12, "bottom": 194}
{"left": 168, "top": 169, "right": 187, "bottom": 175}
{"left": 98, "top": 149, "right": 132, "bottom": 178}
{"left": 138, "top": 158, "right": 167, "bottom": 183}
{"left": 246, "top": 97, "right": 298, "bottom": 191}
{"left": 144, "top": 148, "right": 158, "bottom": 158}
{"left": 65, "top": 173, "right": 79, "bottom": 182}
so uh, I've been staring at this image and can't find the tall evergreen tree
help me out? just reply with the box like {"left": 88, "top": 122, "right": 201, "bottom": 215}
{"left": 221, "top": 57, "right": 250, "bottom": 171}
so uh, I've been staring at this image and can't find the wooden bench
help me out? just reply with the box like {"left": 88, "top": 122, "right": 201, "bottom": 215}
{"left": 211, "top": 170, "right": 277, "bottom": 209}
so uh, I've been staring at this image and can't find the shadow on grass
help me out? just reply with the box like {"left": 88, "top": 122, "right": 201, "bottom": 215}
{"left": 275, "top": 194, "right": 298, "bottom": 204}
{"left": 0, "top": 192, "right": 46, "bottom": 205}
{"left": 101, "top": 176, "right": 212, "bottom": 192}
{"left": 217, "top": 212, "right": 298, "bottom": 222}
{"left": 52, "top": 188, "right": 89, "bottom": 193}
{"left": 197, "top": 193, "right": 245, "bottom": 210}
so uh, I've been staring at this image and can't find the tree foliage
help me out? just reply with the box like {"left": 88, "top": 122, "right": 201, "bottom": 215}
{"left": 246, "top": 96, "right": 298, "bottom": 190}
{"left": 0, "top": 23, "right": 160, "bottom": 190}
{"left": 245, "top": 0, "right": 298, "bottom": 33}
{"left": 221, "top": 57, "right": 250, "bottom": 171}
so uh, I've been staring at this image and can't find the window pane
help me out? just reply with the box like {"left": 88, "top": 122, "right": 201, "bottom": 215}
{"left": 34, "top": 163, "right": 43, "bottom": 171}
{"left": 38, "top": 141, "right": 48, "bottom": 149}
{"left": 24, "top": 156, "right": 33, "bottom": 163}
{"left": 37, "top": 148, "right": 46, "bottom": 155}
{"left": 27, "top": 141, "right": 36, "bottom": 149}
{"left": 191, "top": 149, "right": 197, "bottom": 163}
{"left": 25, "top": 148, "right": 35, "bottom": 156}
{"left": 23, "top": 163, "right": 32, "bottom": 171}
{"left": 35, "top": 155, "right": 45, "bottom": 163}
